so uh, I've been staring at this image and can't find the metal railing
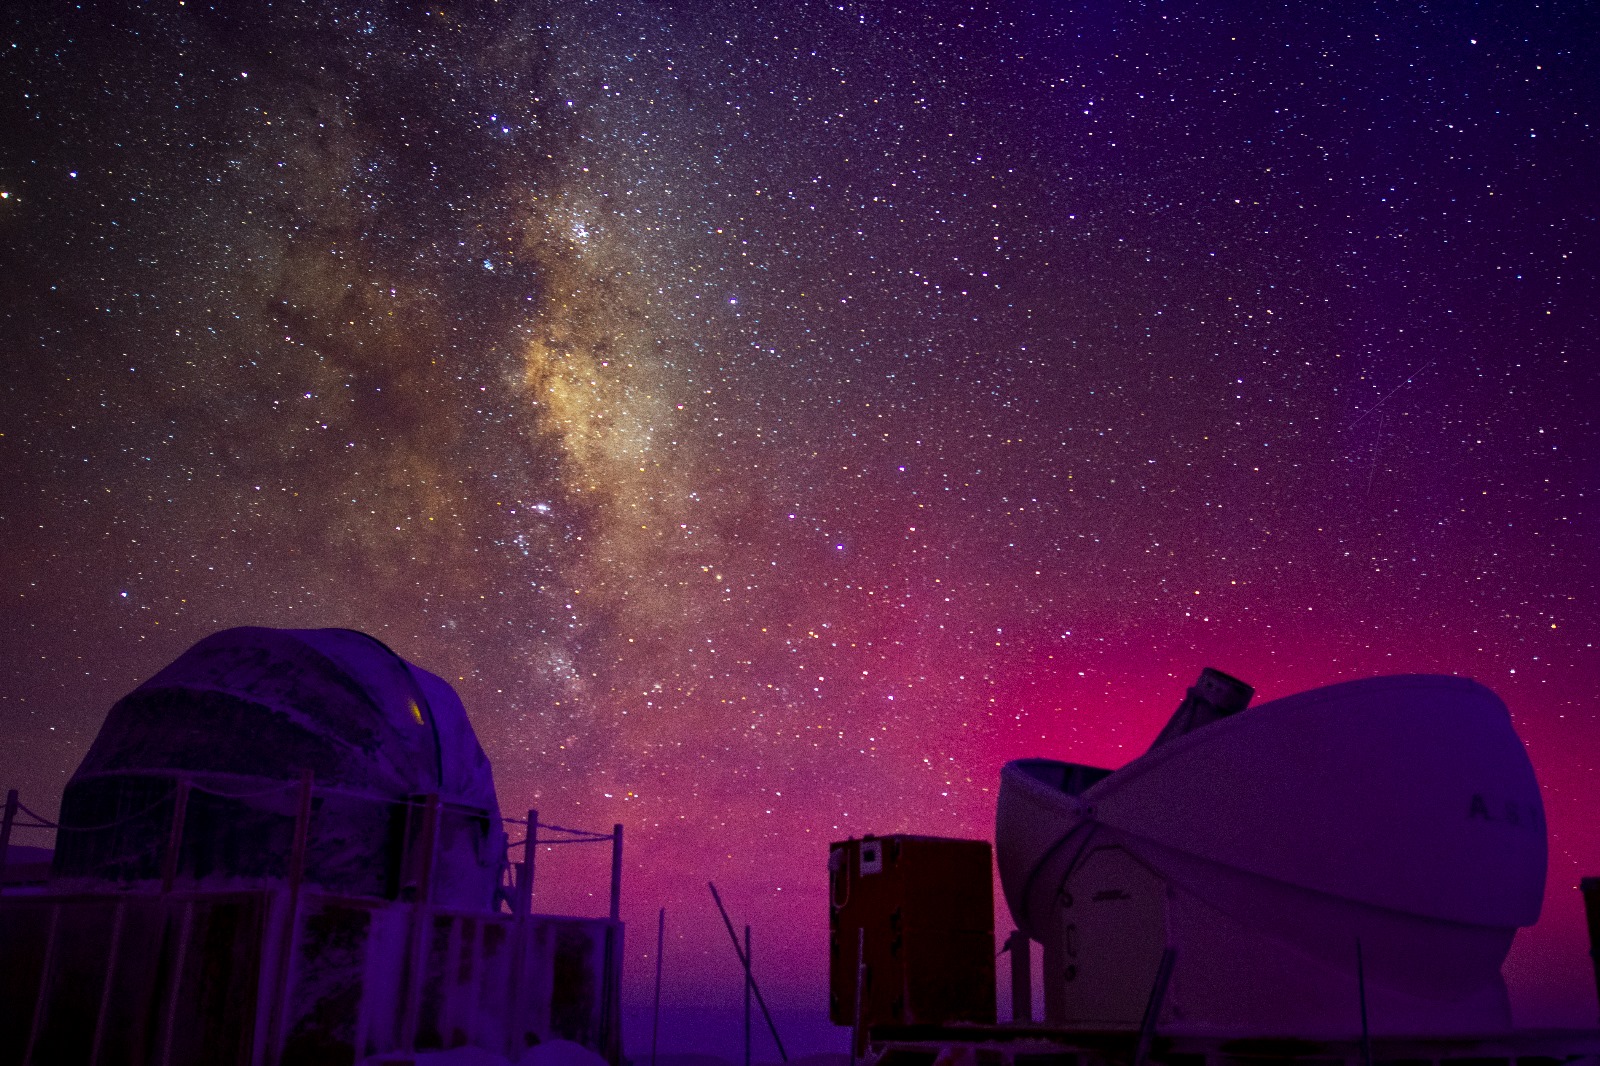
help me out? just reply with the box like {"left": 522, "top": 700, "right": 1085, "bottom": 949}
{"left": 1, "top": 780, "right": 628, "bottom": 1066}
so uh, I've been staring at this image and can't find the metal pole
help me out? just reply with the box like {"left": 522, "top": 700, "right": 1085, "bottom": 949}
{"left": 610, "top": 823, "right": 623, "bottom": 922}
{"left": 1357, "top": 938, "right": 1374, "bottom": 1066}
{"left": 1132, "top": 947, "right": 1175, "bottom": 1066}
{"left": 160, "top": 778, "right": 191, "bottom": 892}
{"left": 0, "top": 788, "right": 18, "bottom": 896}
{"left": 744, "top": 925, "right": 752, "bottom": 1066}
{"left": 652, "top": 907, "right": 665, "bottom": 1066}
{"left": 1581, "top": 878, "right": 1600, "bottom": 1023}
{"left": 1006, "top": 930, "right": 1033, "bottom": 1023}
{"left": 708, "top": 882, "right": 788, "bottom": 1062}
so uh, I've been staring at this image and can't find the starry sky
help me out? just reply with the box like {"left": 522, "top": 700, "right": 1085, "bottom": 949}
{"left": 3, "top": 0, "right": 1598, "bottom": 1050}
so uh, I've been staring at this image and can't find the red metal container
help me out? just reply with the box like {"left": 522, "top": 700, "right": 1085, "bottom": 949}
{"left": 828, "top": 834, "right": 996, "bottom": 1032}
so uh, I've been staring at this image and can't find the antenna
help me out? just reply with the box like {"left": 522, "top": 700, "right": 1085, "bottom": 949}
{"left": 708, "top": 882, "right": 789, "bottom": 1062}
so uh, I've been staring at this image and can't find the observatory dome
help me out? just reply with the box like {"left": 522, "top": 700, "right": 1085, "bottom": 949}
{"left": 54, "top": 627, "right": 503, "bottom": 908}
{"left": 73, "top": 626, "right": 496, "bottom": 807}
{"left": 996, "top": 673, "right": 1546, "bottom": 1037}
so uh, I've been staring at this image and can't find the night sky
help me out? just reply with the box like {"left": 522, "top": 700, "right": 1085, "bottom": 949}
{"left": 3, "top": 0, "right": 1598, "bottom": 1050}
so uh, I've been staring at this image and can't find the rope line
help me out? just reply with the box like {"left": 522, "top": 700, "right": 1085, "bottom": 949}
{"left": 7, "top": 786, "right": 608, "bottom": 850}
{"left": 12, "top": 791, "right": 494, "bottom": 830}
{"left": 61, "top": 769, "right": 495, "bottom": 814}
{"left": 536, "top": 821, "right": 612, "bottom": 839}
{"left": 62, "top": 837, "right": 167, "bottom": 870}
{"left": 498, "top": 813, "right": 613, "bottom": 840}
{"left": 48, "top": 790, "right": 177, "bottom": 833}
{"left": 16, "top": 801, "right": 59, "bottom": 828}
{"left": 508, "top": 835, "right": 610, "bottom": 849}
{"left": 187, "top": 779, "right": 301, "bottom": 800}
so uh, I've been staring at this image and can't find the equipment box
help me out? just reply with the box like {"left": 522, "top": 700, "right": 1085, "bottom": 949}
{"left": 828, "top": 835, "right": 995, "bottom": 1029}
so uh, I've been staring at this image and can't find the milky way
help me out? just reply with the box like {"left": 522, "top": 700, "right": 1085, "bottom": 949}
{"left": 3, "top": 0, "right": 1598, "bottom": 1048}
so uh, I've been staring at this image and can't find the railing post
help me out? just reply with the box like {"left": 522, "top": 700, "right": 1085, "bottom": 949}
{"left": 20, "top": 903, "right": 60, "bottom": 1066}
{"left": 505, "top": 810, "right": 534, "bottom": 1061}
{"left": 609, "top": 823, "right": 623, "bottom": 922}
{"left": 266, "top": 769, "right": 315, "bottom": 1065}
{"left": 602, "top": 823, "right": 624, "bottom": 1066}
{"left": 286, "top": 770, "right": 315, "bottom": 894}
{"left": 603, "top": 920, "right": 624, "bottom": 1065}
{"left": 523, "top": 808, "right": 538, "bottom": 914}
{"left": 400, "top": 793, "right": 441, "bottom": 1053}
{"left": 160, "top": 778, "right": 191, "bottom": 892}
{"left": 0, "top": 788, "right": 18, "bottom": 896}
{"left": 159, "top": 900, "right": 196, "bottom": 1066}
{"left": 89, "top": 902, "right": 127, "bottom": 1066}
